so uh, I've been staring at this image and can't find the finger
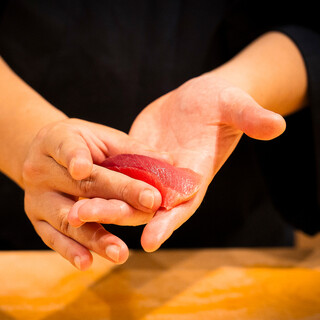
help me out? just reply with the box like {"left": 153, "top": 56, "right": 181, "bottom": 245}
{"left": 68, "top": 197, "right": 154, "bottom": 227}
{"left": 41, "top": 156, "right": 162, "bottom": 213}
{"left": 70, "top": 222, "right": 130, "bottom": 264}
{"left": 141, "top": 208, "right": 174, "bottom": 252}
{"left": 68, "top": 198, "right": 90, "bottom": 228}
{"left": 140, "top": 187, "right": 207, "bottom": 252}
{"left": 90, "top": 166, "right": 162, "bottom": 213}
{"left": 220, "top": 87, "right": 286, "bottom": 140}
{"left": 41, "top": 123, "right": 94, "bottom": 180}
{"left": 140, "top": 206, "right": 189, "bottom": 252}
{"left": 34, "top": 220, "right": 93, "bottom": 271}
{"left": 33, "top": 192, "right": 130, "bottom": 264}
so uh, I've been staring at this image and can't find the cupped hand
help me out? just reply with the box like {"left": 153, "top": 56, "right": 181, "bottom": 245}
{"left": 22, "top": 118, "right": 166, "bottom": 270}
{"left": 129, "top": 74, "right": 286, "bottom": 252}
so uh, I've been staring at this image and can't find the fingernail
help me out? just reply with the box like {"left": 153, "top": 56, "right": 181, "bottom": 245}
{"left": 106, "top": 245, "right": 120, "bottom": 263}
{"left": 70, "top": 157, "right": 92, "bottom": 179}
{"left": 74, "top": 256, "right": 81, "bottom": 270}
{"left": 139, "top": 189, "right": 154, "bottom": 209}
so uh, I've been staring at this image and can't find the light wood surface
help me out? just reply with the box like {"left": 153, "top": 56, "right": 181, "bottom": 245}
{"left": 0, "top": 248, "right": 320, "bottom": 320}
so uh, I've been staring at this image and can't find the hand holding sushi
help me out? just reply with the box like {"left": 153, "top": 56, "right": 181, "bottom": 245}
{"left": 129, "top": 32, "right": 307, "bottom": 252}
{"left": 129, "top": 74, "right": 285, "bottom": 252}
{"left": 22, "top": 118, "right": 170, "bottom": 269}
{"left": 0, "top": 31, "right": 307, "bottom": 270}
{"left": 0, "top": 57, "right": 168, "bottom": 271}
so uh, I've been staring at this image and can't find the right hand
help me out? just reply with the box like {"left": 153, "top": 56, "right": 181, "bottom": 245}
{"left": 22, "top": 118, "right": 165, "bottom": 270}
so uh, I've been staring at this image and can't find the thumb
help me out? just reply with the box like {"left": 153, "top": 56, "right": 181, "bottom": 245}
{"left": 222, "top": 88, "right": 286, "bottom": 141}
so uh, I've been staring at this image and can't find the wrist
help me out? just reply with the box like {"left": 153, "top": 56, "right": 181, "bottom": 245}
{"left": 206, "top": 31, "right": 308, "bottom": 116}
{"left": 0, "top": 58, "right": 68, "bottom": 187}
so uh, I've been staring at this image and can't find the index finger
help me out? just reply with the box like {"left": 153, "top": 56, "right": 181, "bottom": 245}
{"left": 39, "top": 154, "right": 163, "bottom": 214}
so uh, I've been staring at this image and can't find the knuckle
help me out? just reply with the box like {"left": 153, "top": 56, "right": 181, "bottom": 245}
{"left": 58, "top": 211, "right": 72, "bottom": 236}
{"left": 77, "top": 167, "right": 98, "bottom": 195}
{"left": 92, "top": 226, "right": 110, "bottom": 251}
{"left": 62, "top": 245, "right": 73, "bottom": 262}
{"left": 40, "top": 119, "right": 78, "bottom": 143}
{"left": 22, "top": 159, "right": 34, "bottom": 183}
{"left": 119, "top": 180, "right": 136, "bottom": 201}
{"left": 22, "top": 158, "right": 42, "bottom": 185}
{"left": 78, "top": 176, "right": 94, "bottom": 195}
{"left": 43, "top": 232, "right": 72, "bottom": 263}
{"left": 45, "top": 232, "right": 56, "bottom": 250}
{"left": 55, "top": 141, "right": 64, "bottom": 159}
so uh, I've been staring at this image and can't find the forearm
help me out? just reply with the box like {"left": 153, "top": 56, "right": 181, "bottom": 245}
{"left": 210, "top": 31, "right": 308, "bottom": 116}
{"left": 0, "top": 57, "right": 67, "bottom": 187}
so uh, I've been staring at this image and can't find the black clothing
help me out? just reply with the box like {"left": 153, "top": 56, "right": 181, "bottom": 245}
{"left": 0, "top": 0, "right": 319, "bottom": 249}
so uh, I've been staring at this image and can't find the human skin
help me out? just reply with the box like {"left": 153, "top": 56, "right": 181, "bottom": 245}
{"left": 0, "top": 30, "right": 308, "bottom": 269}
{"left": 75, "top": 31, "right": 307, "bottom": 252}
{"left": 0, "top": 57, "right": 169, "bottom": 270}
{"left": 133, "top": 31, "right": 308, "bottom": 252}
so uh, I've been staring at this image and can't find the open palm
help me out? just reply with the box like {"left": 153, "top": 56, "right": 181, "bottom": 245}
{"left": 130, "top": 75, "right": 286, "bottom": 252}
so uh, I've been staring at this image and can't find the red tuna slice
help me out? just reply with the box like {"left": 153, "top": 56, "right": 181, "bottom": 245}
{"left": 99, "top": 154, "right": 202, "bottom": 210}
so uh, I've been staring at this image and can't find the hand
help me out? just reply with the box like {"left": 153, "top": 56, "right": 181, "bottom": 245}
{"left": 129, "top": 74, "right": 286, "bottom": 252}
{"left": 22, "top": 118, "right": 165, "bottom": 270}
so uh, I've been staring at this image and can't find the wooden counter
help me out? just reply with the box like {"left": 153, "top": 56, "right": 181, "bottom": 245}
{"left": 1, "top": 248, "right": 320, "bottom": 320}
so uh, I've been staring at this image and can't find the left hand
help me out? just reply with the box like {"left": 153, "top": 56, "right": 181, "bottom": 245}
{"left": 129, "top": 74, "right": 286, "bottom": 252}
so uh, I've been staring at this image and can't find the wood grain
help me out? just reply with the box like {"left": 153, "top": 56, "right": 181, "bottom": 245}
{"left": 0, "top": 248, "right": 320, "bottom": 320}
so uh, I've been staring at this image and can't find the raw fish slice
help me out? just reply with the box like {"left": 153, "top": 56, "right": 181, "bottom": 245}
{"left": 99, "top": 154, "right": 202, "bottom": 209}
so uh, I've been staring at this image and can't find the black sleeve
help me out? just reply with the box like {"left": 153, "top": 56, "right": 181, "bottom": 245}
{"left": 256, "top": 25, "right": 320, "bottom": 235}
{"left": 277, "top": 25, "right": 320, "bottom": 183}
